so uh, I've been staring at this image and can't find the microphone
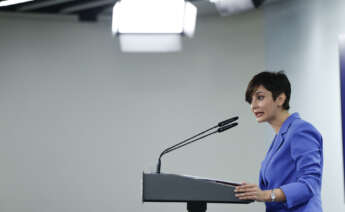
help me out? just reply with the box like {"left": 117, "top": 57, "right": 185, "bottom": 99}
{"left": 160, "top": 116, "right": 239, "bottom": 157}
{"left": 218, "top": 122, "right": 238, "bottom": 133}
{"left": 156, "top": 117, "right": 239, "bottom": 173}
{"left": 218, "top": 116, "right": 238, "bottom": 127}
{"left": 162, "top": 122, "right": 238, "bottom": 155}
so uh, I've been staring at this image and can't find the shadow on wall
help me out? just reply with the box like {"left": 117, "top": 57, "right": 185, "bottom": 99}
{"left": 339, "top": 35, "right": 345, "bottom": 197}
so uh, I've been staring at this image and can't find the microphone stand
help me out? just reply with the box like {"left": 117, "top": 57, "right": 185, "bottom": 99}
{"left": 156, "top": 117, "right": 238, "bottom": 173}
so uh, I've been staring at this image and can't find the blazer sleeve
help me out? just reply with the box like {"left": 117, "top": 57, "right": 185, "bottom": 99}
{"left": 280, "top": 123, "right": 323, "bottom": 209}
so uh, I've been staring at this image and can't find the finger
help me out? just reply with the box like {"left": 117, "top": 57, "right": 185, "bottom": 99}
{"left": 238, "top": 195, "right": 257, "bottom": 200}
{"left": 234, "top": 186, "right": 256, "bottom": 193}
{"left": 235, "top": 182, "right": 247, "bottom": 189}
{"left": 238, "top": 192, "right": 258, "bottom": 198}
{"left": 234, "top": 187, "right": 257, "bottom": 193}
{"left": 236, "top": 184, "right": 257, "bottom": 190}
{"left": 242, "top": 184, "right": 257, "bottom": 188}
{"left": 235, "top": 191, "right": 257, "bottom": 197}
{"left": 238, "top": 188, "right": 258, "bottom": 193}
{"left": 236, "top": 193, "right": 257, "bottom": 200}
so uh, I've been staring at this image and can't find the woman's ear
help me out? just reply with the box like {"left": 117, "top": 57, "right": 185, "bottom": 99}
{"left": 277, "top": 93, "right": 286, "bottom": 107}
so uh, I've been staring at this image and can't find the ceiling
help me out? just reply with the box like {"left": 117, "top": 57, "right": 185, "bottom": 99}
{"left": 0, "top": 0, "right": 218, "bottom": 22}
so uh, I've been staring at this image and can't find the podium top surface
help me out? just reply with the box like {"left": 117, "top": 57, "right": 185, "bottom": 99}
{"left": 142, "top": 173, "right": 253, "bottom": 204}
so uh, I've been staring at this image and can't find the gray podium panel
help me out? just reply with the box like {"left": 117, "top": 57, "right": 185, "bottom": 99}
{"left": 143, "top": 173, "right": 252, "bottom": 204}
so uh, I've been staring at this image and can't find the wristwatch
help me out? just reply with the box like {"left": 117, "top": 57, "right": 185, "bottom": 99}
{"left": 270, "top": 189, "right": 276, "bottom": 202}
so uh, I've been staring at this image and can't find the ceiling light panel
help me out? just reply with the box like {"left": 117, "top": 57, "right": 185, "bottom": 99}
{"left": 113, "top": 0, "right": 186, "bottom": 34}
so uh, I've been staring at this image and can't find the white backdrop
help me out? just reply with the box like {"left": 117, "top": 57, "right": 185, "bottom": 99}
{"left": 0, "top": 10, "right": 267, "bottom": 212}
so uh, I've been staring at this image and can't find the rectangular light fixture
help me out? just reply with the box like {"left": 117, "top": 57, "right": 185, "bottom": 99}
{"left": 209, "top": 0, "right": 280, "bottom": 16}
{"left": 0, "top": 0, "right": 34, "bottom": 7}
{"left": 119, "top": 34, "right": 182, "bottom": 53}
{"left": 112, "top": 0, "right": 197, "bottom": 37}
{"left": 112, "top": 0, "right": 197, "bottom": 52}
{"left": 210, "top": 0, "right": 255, "bottom": 16}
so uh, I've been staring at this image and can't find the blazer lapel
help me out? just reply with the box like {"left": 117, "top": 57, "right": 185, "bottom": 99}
{"left": 274, "top": 134, "right": 285, "bottom": 153}
{"left": 274, "top": 114, "right": 299, "bottom": 152}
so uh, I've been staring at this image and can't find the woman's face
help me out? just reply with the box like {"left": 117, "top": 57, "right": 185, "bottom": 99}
{"left": 250, "top": 85, "right": 282, "bottom": 123}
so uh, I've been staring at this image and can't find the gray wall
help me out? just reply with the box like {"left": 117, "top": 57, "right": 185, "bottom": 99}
{"left": 1, "top": 1, "right": 344, "bottom": 211}
{"left": 0, "top": 10, "right": 267, "bottom": 212}
{"left": 264, "top": 0, "right": 345, "bottom": 211}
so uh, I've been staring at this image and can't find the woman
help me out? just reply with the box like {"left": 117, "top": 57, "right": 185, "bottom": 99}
{"left": 234, "top": 71, "right": 323, "bottom": 212}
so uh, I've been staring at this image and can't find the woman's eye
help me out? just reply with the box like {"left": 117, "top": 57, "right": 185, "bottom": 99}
{"left": 258, "top": 96, "right": 264, "bottom": 100}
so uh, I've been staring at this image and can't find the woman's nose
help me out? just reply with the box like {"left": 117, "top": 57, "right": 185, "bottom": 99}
{"left": 251, "top": 101, "right": 258, "bottom": 110}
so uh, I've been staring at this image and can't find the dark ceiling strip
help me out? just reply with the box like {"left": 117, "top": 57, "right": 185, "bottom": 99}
{"left": 78, "top": 5, "right": 109, "bottom": 22}
{"left": 17, "top": 0, "right": 78, "bottom": 11}
{"left": 60, "top": 0, "right": 117, "bottom": 14}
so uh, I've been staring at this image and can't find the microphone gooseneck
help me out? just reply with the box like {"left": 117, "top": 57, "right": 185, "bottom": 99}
{"left": 156, "top": 116, "right": 239, "bottom": 173}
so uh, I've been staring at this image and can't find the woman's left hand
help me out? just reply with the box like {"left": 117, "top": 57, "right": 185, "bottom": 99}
{"left": 234, "top": 182, "right": 269, "bottom": 202}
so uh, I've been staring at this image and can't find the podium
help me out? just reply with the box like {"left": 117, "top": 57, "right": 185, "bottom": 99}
{"left": 142, "top": 173, "right": 253, "bottom": 212}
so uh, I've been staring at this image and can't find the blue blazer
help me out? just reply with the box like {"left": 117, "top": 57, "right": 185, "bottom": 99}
{"left": 259, "top": 113, "right": 323, "bottom": 212}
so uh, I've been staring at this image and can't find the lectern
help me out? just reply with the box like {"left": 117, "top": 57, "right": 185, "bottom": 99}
{"left": 142, "top": 173, "right": 253, "bottom": 212}
{"left": 143, "top": 116, "right": 251, "bottom": 212}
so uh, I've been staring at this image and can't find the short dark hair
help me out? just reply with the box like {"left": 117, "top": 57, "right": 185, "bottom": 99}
{"left": 245, "top": 71, "right": 291, "bottom": 110}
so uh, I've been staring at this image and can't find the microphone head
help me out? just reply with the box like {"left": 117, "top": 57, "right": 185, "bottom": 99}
{"left": 217, "top": 122, "right": 238, "bottom": 133}
{"left": 218, "top": 116, "right": 239, "bottom": 127}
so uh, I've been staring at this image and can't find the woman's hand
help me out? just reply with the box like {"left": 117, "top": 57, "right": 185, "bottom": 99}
{"left": 234, "top": 182, "right": 270, "bottom": 202}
